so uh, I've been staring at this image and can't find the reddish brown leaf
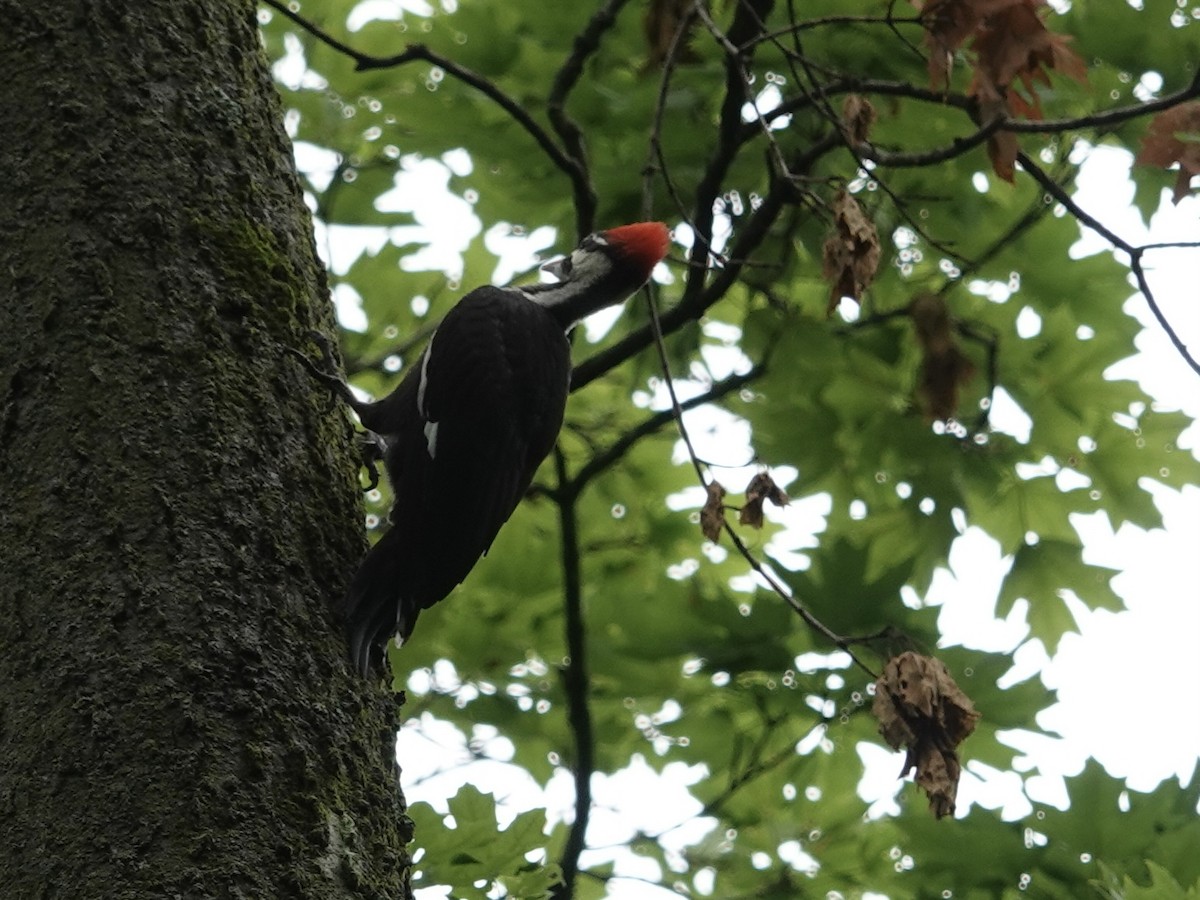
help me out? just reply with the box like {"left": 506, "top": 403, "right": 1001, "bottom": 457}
{"left": 822, "top": 190, "right": 880, "bottom": 315}
{"left": 969, "top": 1, "right": 1088, "bottom": 120}
{"left": 909, "top": 293, "right": 976, "bottom": 421}
{"left": 914, "top": 0, "right": 983, "bottom": 89}
{"left": 1136, "top": 101, "right": 1200, "bottom": 204}
{"left": 914, "top": 0, "right": 1025, "bottom": 89}
{"left": 987, "top": 126, "right": 1019, "bottom": 183}
{"left": 910, "top": 292, "right": 956, "bottom": 355}
{"left": 700, "top": 480, "right": 727, "bottom": 542}
{"left": 739, "top": 471, "right": 790, "bottom": 529}
{"left": 916, "top": 0, "right": 1087, "bottom": 139}
{"left": 873, "top": 652, "right": 980, "bottom": 818}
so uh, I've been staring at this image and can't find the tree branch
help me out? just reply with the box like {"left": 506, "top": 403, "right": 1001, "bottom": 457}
{"left": 260, "top": 0, "right": 578, "bottom": 186}
{"left": 548, "top": 0, "right": 633, "bottom": 238}
{"left": 572, "top": 136, "right": 836, "bottom": 393}
{"left": 680, "top": 0, "right": 777, "bottom": 288}
{"left": 550, "top": 451, "right": 593, "bottom": 900}
{"left": 1017, "top": 150, "right": 1200, "bottom": 375}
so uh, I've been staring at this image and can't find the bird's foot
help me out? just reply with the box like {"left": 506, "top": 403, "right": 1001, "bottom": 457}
{"left": 291, "top": 332, "right": 385, "bottom": 492}
{"left": 288, "top": 330, "right": 357, "bottom": 409}
{"left": 358, "top": 429, "right": 388, "bottom": 492}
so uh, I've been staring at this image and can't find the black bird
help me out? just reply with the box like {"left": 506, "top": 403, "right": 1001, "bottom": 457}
{"left": 309, "top": 222, "right": 670, "bottom": 673}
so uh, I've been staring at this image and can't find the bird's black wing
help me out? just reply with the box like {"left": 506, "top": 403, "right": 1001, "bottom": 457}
{"left": 342, "top": 286, "right": 570, "bottom": 669}
{"left": 412, "top": 287, "right": 570, "bottom": 599}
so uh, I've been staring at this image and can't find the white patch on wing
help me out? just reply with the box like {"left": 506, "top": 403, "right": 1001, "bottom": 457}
{"left": 423, "top": 420, "right": 439, "bottom": 458}
{"left": 416, "top": 334, "right": 436, "bottom": 418}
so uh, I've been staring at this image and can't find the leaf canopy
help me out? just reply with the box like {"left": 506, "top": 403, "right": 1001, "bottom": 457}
{"left": 262, "top": 1, "right": 1200, "bottom": 896}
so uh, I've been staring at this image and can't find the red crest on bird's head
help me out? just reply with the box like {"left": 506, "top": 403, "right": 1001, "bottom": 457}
{"left": 602, "top": 222, "right": 670, "bottom": 279}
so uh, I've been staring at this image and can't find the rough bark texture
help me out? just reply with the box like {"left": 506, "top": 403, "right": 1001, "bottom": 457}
{"left": 0, "top": 2, "right": 412, "bottom": 896}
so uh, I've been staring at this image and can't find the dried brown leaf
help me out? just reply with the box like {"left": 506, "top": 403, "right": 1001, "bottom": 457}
{"left": 970, "top": 0, "right": 1087, "bottom": 120}
{"left": 841, "top": 94, "right": 877, "bottom": 145}
{"left": 917, "top": 0, "right": 1086, "bottom": 130}
{"left": 914, "top": 0, "right": 1025, "bottom": 89}
{"left": 700, "top": 480, "right": 727, "bottom": 542}
{"left": 909, "top": 293, "right": 976, "bottom": 421}
{"left": 643, "top": 0, "right": 701, "bottom": 68}
{"left": 822, "top": 191, "right": 880, "bottom": 315}
{"left": 987, "top": 127, "right": 1020, "bottom": 183}
{"left": 915, "top": 0, "right": 982, "bottom": 89}
{"left": 1136, "top": 101, "right": 1200, "bottom": 204}
{"left": 739, "top": 471, "right": 790, "bottom": 528}
{"left": 872, "top": 651, "right": 980, "bottom": 818}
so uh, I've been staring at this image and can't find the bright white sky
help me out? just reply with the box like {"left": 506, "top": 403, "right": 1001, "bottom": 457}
{"left": 282, "top": 34, "right": 1200, "bottom": 885}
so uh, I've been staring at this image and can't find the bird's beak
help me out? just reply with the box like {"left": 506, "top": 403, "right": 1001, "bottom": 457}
{"left": 540, "top": 256, "right": 569, "bottom": 282}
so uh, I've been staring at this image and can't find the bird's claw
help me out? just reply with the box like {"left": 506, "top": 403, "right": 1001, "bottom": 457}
{"left": 289, "top": 330, "right": 356, "bottom": 408}
{"left": 358, "top": 431, "right": 388, "bottom": 492}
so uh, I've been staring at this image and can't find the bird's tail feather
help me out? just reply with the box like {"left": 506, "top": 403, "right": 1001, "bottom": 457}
{"left": 342, "top": 530, "right": 420, "bottom": 676}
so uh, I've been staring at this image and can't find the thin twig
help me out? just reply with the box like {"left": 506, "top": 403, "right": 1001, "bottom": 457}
{"left": 858, "top": 118, "right": 1004, "bottom": 168}
{"left": 741, "top": 13, "right": 924, "bottom": 50}
{"left": 570, "top": 365, "right": 767, "bottom": 492}
{"left": 1017, "top": 150, "right": 1200, "bottom": 375}
{"left": 695, "top": 3, "right": 792, "bottom": 183}
{"left": 681, "top": 0, "right": 776, "bottom": 294}
{"left": 642, "top": 282, "right": 879, "bottom": 679}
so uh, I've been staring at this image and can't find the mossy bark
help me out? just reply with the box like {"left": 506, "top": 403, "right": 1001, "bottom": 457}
{"left": 0, "top": 2, "right": 412, "bottom": 896}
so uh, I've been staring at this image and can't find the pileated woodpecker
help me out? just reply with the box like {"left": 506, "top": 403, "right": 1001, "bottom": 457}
{"left": 307, "top": 222, "right": 670, "bottom": 673}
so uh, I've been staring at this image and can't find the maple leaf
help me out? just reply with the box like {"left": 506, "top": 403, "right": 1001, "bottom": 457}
{"left": 913, "top": 0, "right": 1024, "bottom": 90}
{"left": 821, "top": 190, "right": 880, "bottom": 315}
{"left": 1136, "top": 101, "right": 1200, "bottom": 204}
{"left": 699, "top": 480, "right": 727, "bottom": 543}
{"left": 739, "top": 471, "right": 790, "bottom": 529}
{"left": 909, "top": 293, "right": 976, "bottom": 421}
{"left": 916, "top": 0, "right": 1086, "bottom": 181}
{"left": 970, "top": 0, "right": 1087, "bottom": 120}
{"left": 872, "top": 651, "right": 980, "bottom": 818}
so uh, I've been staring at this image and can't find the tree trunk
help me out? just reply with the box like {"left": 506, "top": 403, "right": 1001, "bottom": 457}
{"left": 0, "top": 2, "right": 411, "bottom": 896}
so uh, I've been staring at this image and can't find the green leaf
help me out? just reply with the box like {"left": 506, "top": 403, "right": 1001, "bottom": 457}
{"left": 410, "top": 787, "right": 560, "bottom": 899}
{"left": 263, "top": 2, "right": 1200, "bottom": 896}
{"left": 997, "top": 539, "right": 1122, "bottom": 652}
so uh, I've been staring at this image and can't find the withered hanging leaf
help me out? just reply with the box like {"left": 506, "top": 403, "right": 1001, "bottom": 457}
{"left": 970, "top": 0, "right": 1087, "bottom": 118}
{"left": 700, "top": 480, "right": 727, "bottom": 543}
{"left": 872, "top": 651, "right": 980, "bottom": 818}
{"left": 986, "top": 124, "right": 1020, "bottom": 183}
{"left": 916, "top": 0, "right": 1086, "bottom": 181}
{"left": 1136, "top": 101, "right": 1200, "bottom": 204}
{"left": 739, "top": 471, "right": 791, "bottom": 529}
{"left": 840, "top": 94, "right": 877, "bottom": 146}
{"left": 643, "top": 0, "right": 701, "bottom": 68}
{"left": 913, "top": 0, "right": 991, "bottom": 90}
{"left": 909, "top": 293, "right": 976, "bottom": 421}
{"left": 915, "top": 0, "right": 1030, "bottom": 89}
{"left": 822, "top": 190, "right": 880, "bottom": 315}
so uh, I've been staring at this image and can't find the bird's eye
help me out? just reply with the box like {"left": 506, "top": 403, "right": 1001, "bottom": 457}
{"left": 558, "top": 256, "right": 574, "bottom": 275}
